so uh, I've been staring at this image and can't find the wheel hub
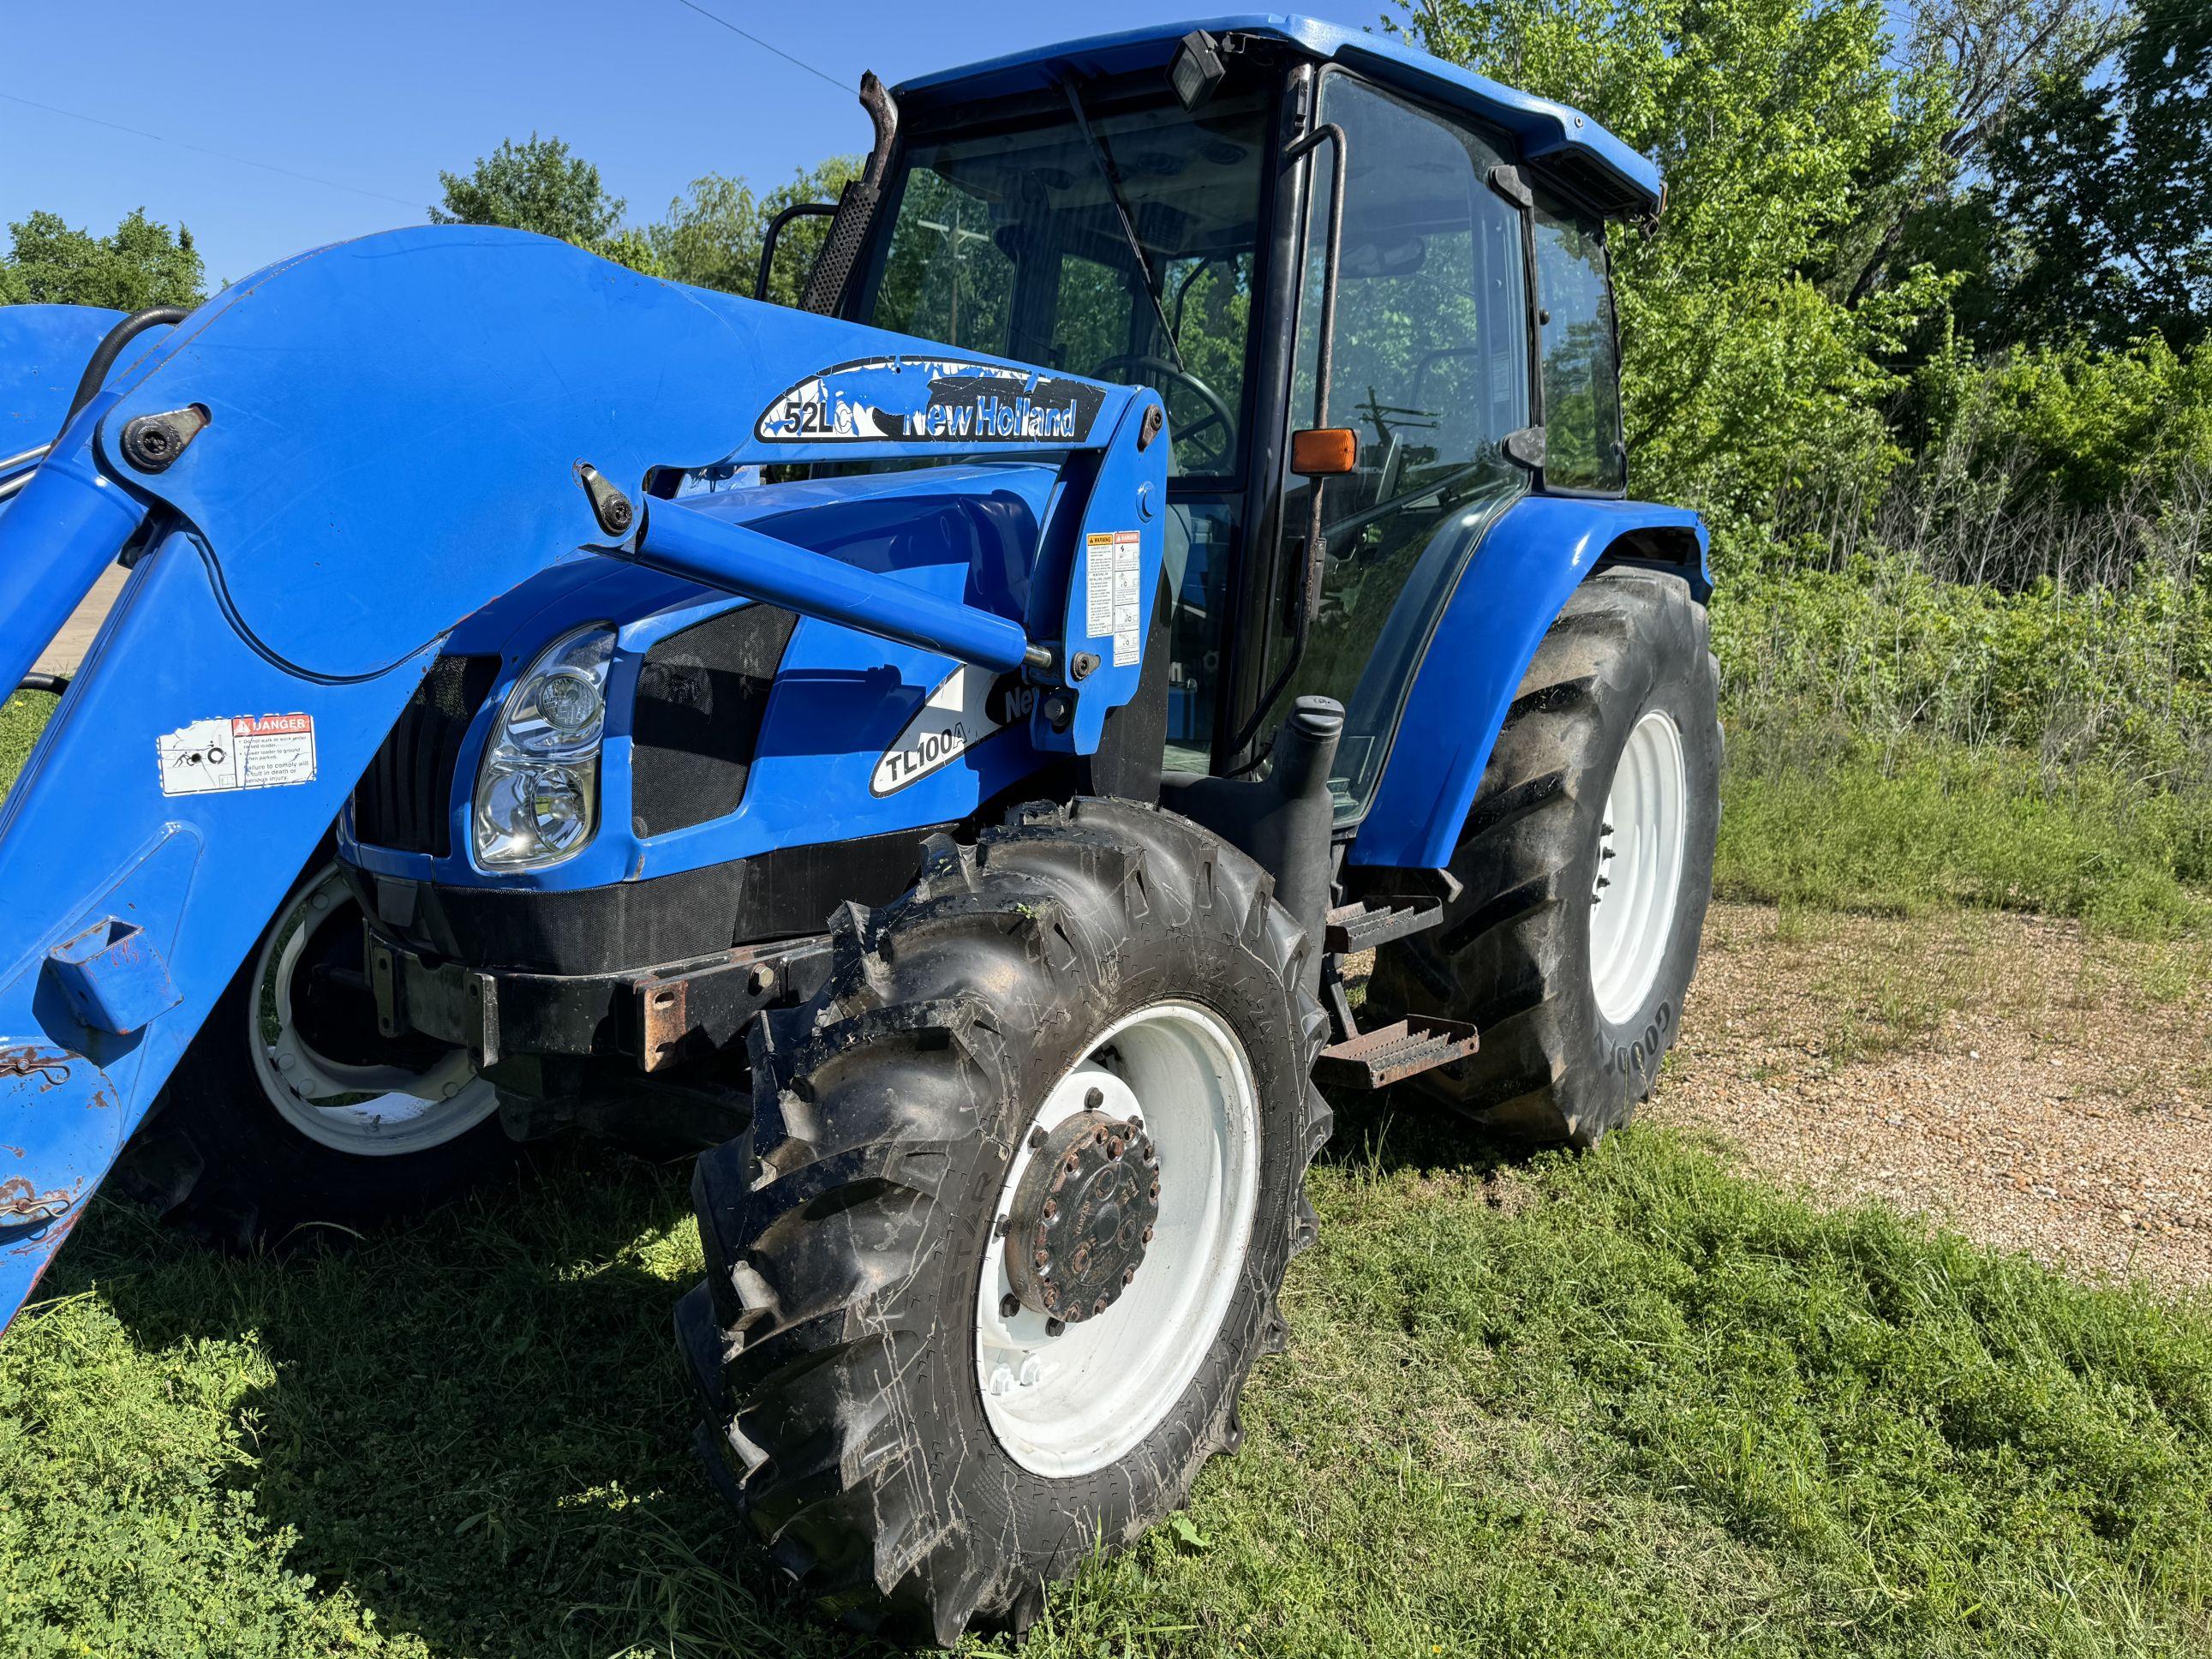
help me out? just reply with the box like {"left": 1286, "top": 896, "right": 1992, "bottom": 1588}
{"left": 1003, "top": 1108, "right": 1160, "bottom": 1323}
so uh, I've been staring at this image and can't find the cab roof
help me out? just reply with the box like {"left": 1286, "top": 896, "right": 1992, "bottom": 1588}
{"left": 894, "top": 14, "right": 1661, "bottom": 219}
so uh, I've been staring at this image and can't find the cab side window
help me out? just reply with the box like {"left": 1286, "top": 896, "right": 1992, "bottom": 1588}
{"left": 1530, "top": 198, "right": 1624, "bottom": 492}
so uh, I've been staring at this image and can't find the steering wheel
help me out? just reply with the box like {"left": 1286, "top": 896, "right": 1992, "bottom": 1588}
{"left": 1085, "top": 354, "right": 1235, "bottom": 472}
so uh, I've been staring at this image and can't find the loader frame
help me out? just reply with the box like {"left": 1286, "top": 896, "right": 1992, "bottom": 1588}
{"left": 0, "top": 240, "right": 1167, "bottom": 1323}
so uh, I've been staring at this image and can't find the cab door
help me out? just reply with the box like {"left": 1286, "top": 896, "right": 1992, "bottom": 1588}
{"left": 1235, "top": 69, "right": 1537, "bottom": 820}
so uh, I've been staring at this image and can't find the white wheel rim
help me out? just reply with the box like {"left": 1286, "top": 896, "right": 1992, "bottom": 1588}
{"left": 974, "top": 1000, "right": 1259, "bottom": 1479}
{"left": 1588, "top": 708, "right": 1688, "bottom": 1025}
{"left": 248, "top": 865, "right": 500, "bottom": 1158}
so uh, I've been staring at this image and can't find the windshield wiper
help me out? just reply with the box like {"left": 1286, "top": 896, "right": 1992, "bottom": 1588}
{"left": 1061, "top": 77, "right": 1187, "bottom": 374}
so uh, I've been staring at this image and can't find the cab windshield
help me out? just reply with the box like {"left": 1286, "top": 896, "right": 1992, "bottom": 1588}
{"left": 858, "top": 85, "right": 1273, "bottom": 481}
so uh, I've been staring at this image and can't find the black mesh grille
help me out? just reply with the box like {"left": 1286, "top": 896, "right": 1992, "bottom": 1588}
{"left": 352, "top": 654, "right": 500, "bottom": 856}
{"left": 632, "top": 604, "right": 798, "bottom": 836}
{"left": 1532, "top": 153, "right": 1645, "bottom": 219}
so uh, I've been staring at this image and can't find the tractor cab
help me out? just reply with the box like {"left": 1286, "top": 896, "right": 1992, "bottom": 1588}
{"left": 791, "top": 19, "right": 1653, "bottom": 818}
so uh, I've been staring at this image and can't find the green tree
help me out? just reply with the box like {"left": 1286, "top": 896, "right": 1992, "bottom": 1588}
{"left": 0, "top": 209, "right": 204, "bottom": 309}
{"left": 1838, "top": 0, "right": 2125, "bottom": 314}
{"left": 431, "top": 135, "right": 658, "bottom": 273}
{"left": 1391, "top": 0, "right": 1956, "bottom": 553}
{"left": 1980, "top": 0, "right": 2212, "bottom": 350}
{"left": 648, "top": 157, "right": 862, "bottom": 302}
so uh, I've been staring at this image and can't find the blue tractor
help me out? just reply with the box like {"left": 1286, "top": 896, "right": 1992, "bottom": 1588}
{"left": 0, "top": 16, "right": 1715, "bottom": 1642}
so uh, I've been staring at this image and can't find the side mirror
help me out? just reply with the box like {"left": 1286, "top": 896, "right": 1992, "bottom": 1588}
{"left": 1290, "top": 428, "right": 1359, "bottom": 476}
{"left": 754, "top": 201, "right": 840, "bottom": 303}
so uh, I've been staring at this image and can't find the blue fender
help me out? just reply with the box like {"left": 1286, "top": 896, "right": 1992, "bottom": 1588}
{"left": 1348, "top": 494, "right": 1709, "bottom": 872}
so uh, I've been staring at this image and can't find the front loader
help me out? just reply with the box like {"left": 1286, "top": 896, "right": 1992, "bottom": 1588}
{"left": 0, "top": 16, "right": 1718, "bottom": 1644}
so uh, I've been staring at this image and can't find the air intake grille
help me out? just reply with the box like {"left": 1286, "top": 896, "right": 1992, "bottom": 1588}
{"left": 632, "top": 604, "right": 798, "bottom": 835}
{"left": 351, "top": 654, "right": 500, "bottom": 856}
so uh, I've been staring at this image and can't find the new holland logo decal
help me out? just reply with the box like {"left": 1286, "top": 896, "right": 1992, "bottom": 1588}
{"left": 757, "top": 356, "right": 1108, "bottom": 446}
{"left": 872, "top": 666, "right": 1036, "bottom": 796}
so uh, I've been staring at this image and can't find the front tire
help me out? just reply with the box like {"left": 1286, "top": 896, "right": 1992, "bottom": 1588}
{"left": 1368, "top": 565, "right": 1720, "bottom": 1144}
{"left": 117, "top": 859, "right": 513, "bottom": 1245}
{"left": 676, "top": 800, "right": 1330, "bottom": 1644}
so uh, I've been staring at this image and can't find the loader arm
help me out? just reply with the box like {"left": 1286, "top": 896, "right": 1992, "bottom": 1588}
{"left": 0, "top": 226, "right": 1166, "bottom": 1329}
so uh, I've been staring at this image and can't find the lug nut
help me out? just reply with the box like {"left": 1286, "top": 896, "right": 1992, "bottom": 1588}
{"left": 1001, "top": 1293, "right": 1021, "bottom": 1319}
{"left": 1028, "top": 1125, "right": 1048, "bottom": 1150}
{"left": 1084, "top": 1086, "right": 1103, "bottom": 1108}
{"left": 994, "top": 1215, "right": 1011, "bottom": 1238}
{"left": 1142, "top": 1225, "right": 1154, "bottom": 1244}
{"left": 1046, "top": 1318, "right": 1065, "bottom": 1337}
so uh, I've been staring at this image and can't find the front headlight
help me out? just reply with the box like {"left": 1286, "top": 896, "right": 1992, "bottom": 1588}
{"left": 474, "top": 624, "right": 615, "bottom": 868}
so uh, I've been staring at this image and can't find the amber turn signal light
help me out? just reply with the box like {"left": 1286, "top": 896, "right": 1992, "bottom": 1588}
{"left": 1289, "top": 427, "right": 1358, "bottom": 476}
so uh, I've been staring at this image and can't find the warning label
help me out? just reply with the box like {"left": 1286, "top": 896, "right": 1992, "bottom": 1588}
{"left": 1084, "top": 530, "right": 1144, "bottom": 668}
{"left": 158, "top": 714, "right": 318, "bottom": 797}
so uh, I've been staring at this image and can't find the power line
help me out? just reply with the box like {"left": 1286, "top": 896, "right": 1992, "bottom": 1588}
{"left": 671, "top": 1, "right": 849, "bottom": 91}
{"left": 0, "top": 91, "right": 421, "bottom": 211}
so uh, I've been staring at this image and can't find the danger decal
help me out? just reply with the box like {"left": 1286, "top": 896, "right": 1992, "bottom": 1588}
{"left": 1084, "top": 530, "right": 1145, "bottom": 668}
{"left": 158, "top": 714, "right": 317, "bottom": 796}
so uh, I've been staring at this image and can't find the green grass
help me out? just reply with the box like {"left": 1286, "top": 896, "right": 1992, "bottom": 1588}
{"left": 8, "top": 658, "right": 2212, "bottom": 1651}
{"left": 4, "top": 1119, "right": 2209, "bottom": 1657}
{"left": 0, "top": 690, "right": 51, "bottom": 794}
{"left": 1717, "top": 716, "right": 2212, "bottom": 938}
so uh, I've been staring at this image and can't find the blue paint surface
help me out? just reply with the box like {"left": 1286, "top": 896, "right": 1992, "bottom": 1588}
{"left": 0, "top": 304, "right": 123, "bottom": 470}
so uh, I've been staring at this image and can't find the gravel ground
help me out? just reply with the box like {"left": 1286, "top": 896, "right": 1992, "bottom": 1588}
{"left": 1653, "top": 902, "right": 2212, "bottom": 1292}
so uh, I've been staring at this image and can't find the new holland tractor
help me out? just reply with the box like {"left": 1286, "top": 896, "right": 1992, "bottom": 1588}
{"left": 0, "top": 15, "right": 1717, "bottom": 1643}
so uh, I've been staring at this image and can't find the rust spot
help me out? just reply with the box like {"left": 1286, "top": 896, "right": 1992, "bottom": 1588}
{"left": 0, "top": 1046, "right": 72, "bottom": 1092}
{"left": 640, "top": 977, "right": 689, "bottom": 1074}
{"left": 0, "top": 1174, "right": 79, "bottom": 1218}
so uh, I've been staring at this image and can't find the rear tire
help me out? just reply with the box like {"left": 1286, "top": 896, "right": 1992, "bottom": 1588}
{"left": 117, "top": 858, "right": 514, "bottom": 1246}
{"left": 677, "top": 800, "right": 1330, "bottom": 1644}
{"left": 1367, "top": 565, "right": 1720, "bottom": 1144}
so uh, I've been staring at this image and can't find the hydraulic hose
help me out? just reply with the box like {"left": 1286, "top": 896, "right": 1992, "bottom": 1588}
{"left": 15, "top": 674, "right": 68, "bottom": 696}
{"left": 61, "top": 306, "right": 189, "bottom": 434}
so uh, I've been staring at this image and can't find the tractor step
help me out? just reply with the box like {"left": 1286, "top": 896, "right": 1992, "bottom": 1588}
{"left": 1324, "top": 896, "right": 1443, "bottom": 954}
{"left": 1314, "top": 1015, "right": 1479, "bottom": 1091}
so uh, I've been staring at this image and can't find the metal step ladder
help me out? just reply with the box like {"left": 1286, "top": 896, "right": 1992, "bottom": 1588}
{"left": 1313, "top": 896, "right": 1479, "bottom": 1090}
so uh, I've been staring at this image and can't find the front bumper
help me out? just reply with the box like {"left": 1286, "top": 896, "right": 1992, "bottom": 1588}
{"left": 368, "top": 931, "right": 830, "bottom": 1075}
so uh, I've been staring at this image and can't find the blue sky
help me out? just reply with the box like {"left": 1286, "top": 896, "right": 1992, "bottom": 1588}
{"left": 7, "top": 2, "right": 1394, "bottom": 287}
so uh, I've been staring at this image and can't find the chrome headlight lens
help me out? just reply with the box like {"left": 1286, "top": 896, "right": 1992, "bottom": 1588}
{"left": 474, "top": 624, "right": 615, "bottom": 868}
